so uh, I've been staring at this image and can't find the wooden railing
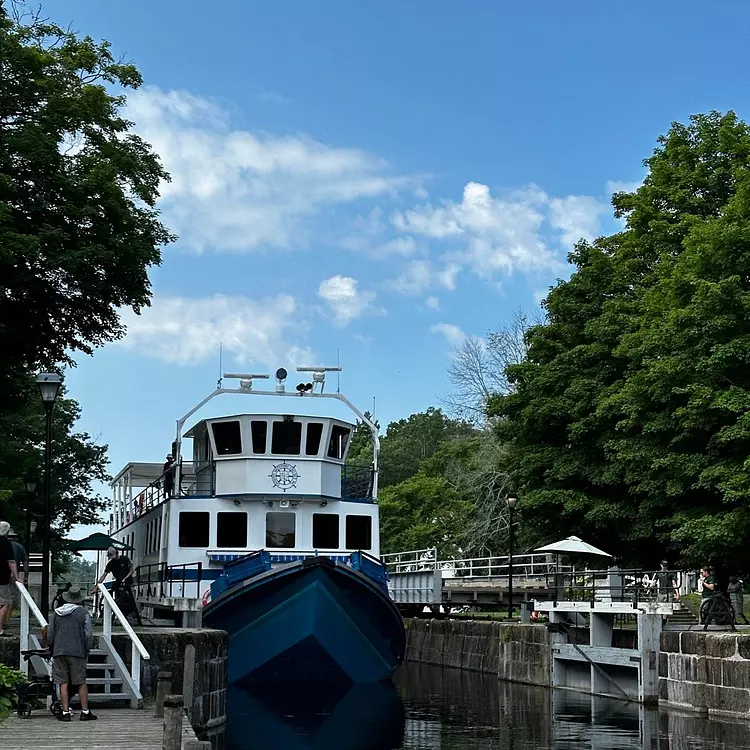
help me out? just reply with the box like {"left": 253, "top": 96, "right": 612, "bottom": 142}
{"left": 15, "top": 580, "right": 50, "bottom": 677}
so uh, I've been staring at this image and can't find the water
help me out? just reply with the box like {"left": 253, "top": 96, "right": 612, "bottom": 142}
{"left": 215, "top": 664, "right": 750, "bottom": 749}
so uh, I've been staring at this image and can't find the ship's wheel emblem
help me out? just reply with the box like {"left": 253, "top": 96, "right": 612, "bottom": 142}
{"left": 270, "top": 462, "right": 299, "bottom": 491}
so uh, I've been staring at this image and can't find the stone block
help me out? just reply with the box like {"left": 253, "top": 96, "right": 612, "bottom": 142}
{"left": 723, "top": 659, "right": 750, "bottom": 690}
{"left": 680, "top": 631, "right": 707, "bottom": 656}
{"left": 660, "top": 630, "right": 679, "bottom": 653}
{"left": 664, "top": 677, "right": 706, "bottom": 709}
{"left": 705, "top": 657, "right": 723, "bottom": 686}
{"left": 705, "top": 634, "right": 737, "bottom": 659}
{"left": 658, "top": 652, "right": 668, "bottom": 678}
{"left": 703, "top": 684, "right": 750, "bottom": 714}
{"left": 736, "top": 636, "right": 750, "bottom": 660}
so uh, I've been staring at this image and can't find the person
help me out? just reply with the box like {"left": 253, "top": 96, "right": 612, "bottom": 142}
{"left": 8, "top": 529, "right": 28, "bottom": 585}
{"left": 728, "top": 576, "right": 749, "bottom": 625}
{"left": 163, "top": 454, "right": 175, "bottom": 498}
{"left": 47, "top": 585, "right": 96, "bottom": 722}
{"left": 655, "top": 560, "right": 680, "bottom": 603}
{"left": 93, "top": 547, "right": 133, "bottom": 600}
{"left": 0, "top": 521, "right": 19, "bottom": 637}
{"left": 700, "top": 567, "right": 717, "bottom": 598}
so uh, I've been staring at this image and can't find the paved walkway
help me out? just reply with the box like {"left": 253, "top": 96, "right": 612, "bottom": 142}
{"left": 2, "top": 707, "right": 196, "bottom": 749}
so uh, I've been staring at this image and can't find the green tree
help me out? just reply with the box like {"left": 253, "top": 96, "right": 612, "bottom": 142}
{"left": 0, "top": 377, "right": 108, "bottom": 545}
{"left": 379, "top": 407, "right": 476, "bottom": 488}
{"left": 0, "top": 5, "right": 173, "bottom": 401}
{"left": 379, "top": 473, "right": 472, "bottom": 556}
{"left": 491, "top": 111, "right": 750, "bottom": 570}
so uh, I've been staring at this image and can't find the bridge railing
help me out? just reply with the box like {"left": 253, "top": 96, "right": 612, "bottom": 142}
{"left": 546, "top": 568, "right": 685, "bottom": 607}
{"left": 382, "top": 548, "right": 568, "bottom": 579}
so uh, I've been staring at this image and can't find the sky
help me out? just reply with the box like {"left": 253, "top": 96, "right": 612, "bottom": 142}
{"left": 35, "top": 0, "right": 750, "bottom": 535}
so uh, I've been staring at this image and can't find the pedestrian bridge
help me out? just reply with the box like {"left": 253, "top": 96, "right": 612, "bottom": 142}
{"left": 382, "top": 548, "right": 689, "bottom": 616}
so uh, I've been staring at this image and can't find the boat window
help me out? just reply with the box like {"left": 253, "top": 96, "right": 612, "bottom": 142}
{"left": 266, "top": 512, "right": 296, "bottom": 548}
{"left": 345, "top": 515, "right": 372, "bottom": 550}
{"left": 212, "top": 421, "right": 242, "bottom": 455}
{"left": 327, "top": 425, "right": 351, "bottom": 459}
{"left": 178, "top": 512, "right": 210, "bottom": 548}
{"left": 305, "top": 422, "right": 324, "bottom": 456}
{"left": 271, "top": 420, "right": 302, "bottom": 455}
{"left": 251, "top": 420, "right": 268, "bottom": 454}
{"left": 217, "top": 512, "right": 248, "bottom": 548}
{"left": 312, "top": 514, "right": 339, "bottom": 549}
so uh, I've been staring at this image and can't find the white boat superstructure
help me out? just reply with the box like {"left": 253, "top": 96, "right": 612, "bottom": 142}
{"left": 104, "top": 367, "right": 381, "bottom": 612}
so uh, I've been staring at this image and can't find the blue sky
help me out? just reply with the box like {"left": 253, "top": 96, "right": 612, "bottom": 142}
{"left": 37, "top": 0, "right": 750, "bottom": 531}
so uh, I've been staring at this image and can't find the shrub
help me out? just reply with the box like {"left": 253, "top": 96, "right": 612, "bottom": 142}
{"left": 0, "top": 663, "right": 26, "bottom": 716}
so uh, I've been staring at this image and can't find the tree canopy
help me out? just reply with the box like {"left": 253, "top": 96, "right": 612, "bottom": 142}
{"left": 490, "top": 111, "right": 750, "bottom": 570}
{"left": 0, "top": 376, "right": 109, "bottom": 547}
{"left": 0, "top": 4, "right": 173, "bottom": 402}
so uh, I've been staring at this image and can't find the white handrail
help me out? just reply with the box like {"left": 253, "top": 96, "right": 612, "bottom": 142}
{"left": 15, "top": 581, "right": 48, "bottom": 677}
{"left": 97, "top": 583, "right": 149, "bottom": 659}
{"left": 97, "top": 583, "right": 149, "bottom": 701}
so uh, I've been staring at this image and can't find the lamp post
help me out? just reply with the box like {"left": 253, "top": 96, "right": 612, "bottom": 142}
{"left": 25, "top": 481, "right": 37, "bottom": 552}
{"left": 507, "top": 496, "right": 518, "bottom": 621}
{"left": 36, "top": 372, "right": 62, "bottom": 615}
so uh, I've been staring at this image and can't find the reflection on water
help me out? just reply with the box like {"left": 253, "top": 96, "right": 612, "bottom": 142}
{"left": 216, "top": 663, "right": 750, "bottom": 750}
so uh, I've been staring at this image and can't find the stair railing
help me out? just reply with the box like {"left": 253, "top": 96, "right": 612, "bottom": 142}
{"left": 97, "top": 582, "right": 150, "bottom": 707}
{"left": 15, "top": 580, "right": 50, "bottom": 677}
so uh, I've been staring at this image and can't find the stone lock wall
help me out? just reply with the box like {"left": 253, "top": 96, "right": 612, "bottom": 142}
{"left": 111, "top": 627, "right": 228, "bottom": 730}
{"left": 660, "top": 631, "right": 750, "bottom": 715}
{"left": 405, "top": 619, "right": 551, "bottom": 686}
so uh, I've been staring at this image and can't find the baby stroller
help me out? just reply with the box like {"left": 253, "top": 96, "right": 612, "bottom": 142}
{"left": 16, "top": 649, "right": 78, "bottom": 719}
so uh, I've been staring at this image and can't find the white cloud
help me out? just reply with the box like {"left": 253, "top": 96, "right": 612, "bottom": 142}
{"left": 392, "top": 181, "right": 614, "bottom": 281}
{"left": 118, "top": 293, "right": 313, "bottom": 367}
{"left": 431, "top": 323, "right": 467, "bottom": 347}
{"left": 393, "top": 182, "right": 563, "bottom": 278}
{"left": 606, "top": 180, "right": 642, "bottom": 195}
{"left": 317, "top": 275, "right": 377, "bottom": 326}
{"left": 388, "top": 260, "right": 460, "bottom": 296}
{"left": 548, "top": 195, "right": 607, "bottom": 248}
{"left": 126, "top": 87, "right": 415, "bottom": 253}
{"left": 425, "top": 296, "right": 440, "bottom": 310}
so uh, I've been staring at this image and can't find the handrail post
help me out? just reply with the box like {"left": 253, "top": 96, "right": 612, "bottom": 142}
{"left": 162, "top": 694, "right": 184, "bottom": 750}
{"left": 103, "top": 590, "right": 112, "bottom": 640}
{"left": 132, "top": 640, "right": 141, "bottom": 696}
{"left": 19, "top": 588, "right": 29, "bottom": 675}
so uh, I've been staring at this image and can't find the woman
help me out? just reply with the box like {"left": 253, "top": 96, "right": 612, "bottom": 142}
{"left": 728, "top": 576, "right": 749, "bottom": 625}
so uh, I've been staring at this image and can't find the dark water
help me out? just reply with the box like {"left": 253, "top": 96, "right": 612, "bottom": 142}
{"left": 214, "top": 664, "right": 750, "bottom": 749}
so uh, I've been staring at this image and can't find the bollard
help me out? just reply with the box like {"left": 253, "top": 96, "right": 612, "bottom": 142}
{"left": 162, "top": 694, "right": 184, "bottom": 750}
{"left": 155, "top": 671, "right": 173, "bottom": 718}
{"left": 184, "top": 742, "right": 212, "bottom": 750}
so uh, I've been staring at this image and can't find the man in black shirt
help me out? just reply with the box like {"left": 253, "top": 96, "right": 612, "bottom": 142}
{"left": 93, "top": 547, "right": 133, "bottom": 599}
{"left": 0, "top": 521, "right": 19, "bottom": 636}
{"left": 655, "top": 560, "right": 680, "bottom": 603}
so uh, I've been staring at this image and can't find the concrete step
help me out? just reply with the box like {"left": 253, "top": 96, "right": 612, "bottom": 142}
{"left": 86, "top": 663, "right": 115, "bottom": 671}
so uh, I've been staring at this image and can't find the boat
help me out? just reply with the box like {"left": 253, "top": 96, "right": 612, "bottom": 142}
{"left": 103, "top": 366, "right": 405, "bottom": 687}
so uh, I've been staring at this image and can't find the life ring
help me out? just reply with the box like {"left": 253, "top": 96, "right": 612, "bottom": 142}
{"left": 202, "top": 589, "right": 211, "bottom": 607}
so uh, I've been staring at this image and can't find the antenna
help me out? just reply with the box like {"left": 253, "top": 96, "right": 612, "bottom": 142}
{"left": 336, "top": 348, "right": 340, "bottom": 394}
{"left": 217, "top": 342, "right": 223, "bottom": 389}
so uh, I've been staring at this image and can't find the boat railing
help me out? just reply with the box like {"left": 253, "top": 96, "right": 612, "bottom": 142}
{"left": 134, "top": 561, "right": 204, "bottom": 601}
{"left": 117, "top": 460, "right": 214, "bottom": 529}
{"left": 342, "top": 462, "right": 375, "bottom": 502}
{"left": 15, "top": 580, "right": 50, "bottom": 677}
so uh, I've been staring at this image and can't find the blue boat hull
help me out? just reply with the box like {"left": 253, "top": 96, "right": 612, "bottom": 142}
{"left": 203, "top": 555, "right": 405, "bottom": 686}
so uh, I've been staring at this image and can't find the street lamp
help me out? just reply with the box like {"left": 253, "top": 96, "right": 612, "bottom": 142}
{"left": 507, "top": 496, "right": 518, "bottom": 620}
{"left": 36, "top": 372, "right": 62, "bottom": 615}
{"left": 25, "top": 481, "right": 37, "bottom": 552}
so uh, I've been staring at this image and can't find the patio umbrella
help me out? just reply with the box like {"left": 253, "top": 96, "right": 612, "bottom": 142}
{"left": 534, "top": 535, "right": 612, "bottom": 558}
{"left": 66, "top": 532, "right": 134, "bottom": 552}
